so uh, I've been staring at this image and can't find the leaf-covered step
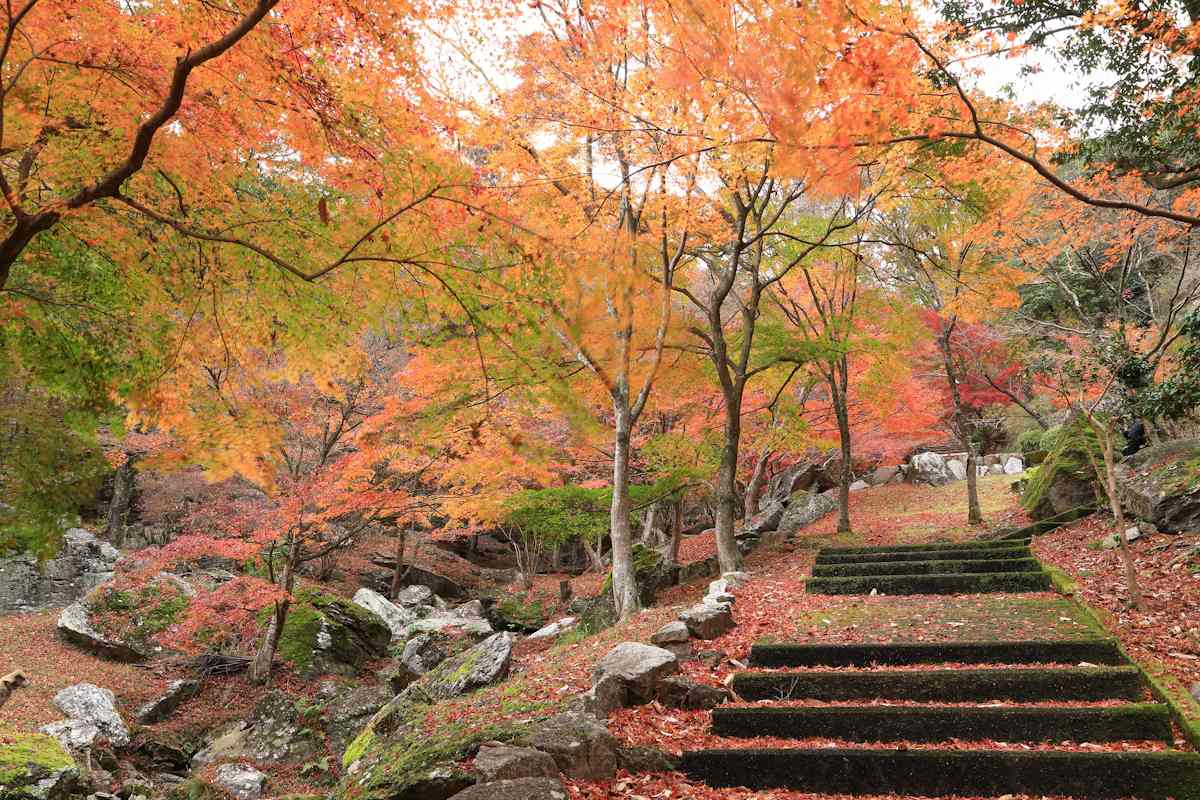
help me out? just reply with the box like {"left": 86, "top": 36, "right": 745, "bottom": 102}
{"left": 679, "top": 747, "right": 1200, "bottom": 800}
{"left": 815, "top": 546, "right": 1032, "bottom": 565}
{"left": 749, "top": 638, "right": 1126, "bottom": 668}
{"left": 711, "top": 703, "right": 1173, "bottom": 744}
{"left": 731, "top": 666, "right": 1145, "bottom": 702}
{"left": 812, "top": 557, "right": 1041, "bottom": 577}
{"left": 805, "top": 571, "right": 1051, "bottom": 595}
{"left": 820, "top": 539, "right": 1032, "bottom": 555}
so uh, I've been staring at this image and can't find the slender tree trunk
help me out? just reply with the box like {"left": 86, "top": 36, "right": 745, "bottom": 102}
{"left": 105, "top": 455, "right": 138, "bottom": 548}
{"left": 714, "top": 392, "right": 745, "bottom": 573}
{"left": 250, "top": 537, "right": 299, "bottom": 684}
{"left": 966, "top": 445, "right": 983, "bottom": 525}
{"left": 830, "top": 361, "right": 853, "bottom": 534}
{"left": 1088, "top": 418, "right": 1147, "bottom": 611}
{"left": 390, "top": 528, "right": 408, "bottom": 600}
{"left": 744, "top": 448, "right": 772, "bottom": 526}
{"left": 610, "top": 403, "right": 640, "bottom": 619}
{"left": 669, "top": 498, "right": 683, "bottom": 564}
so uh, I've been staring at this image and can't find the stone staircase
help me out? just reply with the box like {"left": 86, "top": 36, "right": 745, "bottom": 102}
{"left": 681, "top": 540, "right": 1200, "bottom": 798}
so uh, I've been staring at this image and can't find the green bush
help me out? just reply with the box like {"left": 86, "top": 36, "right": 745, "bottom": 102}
{"left": 1017, "top": 429, "right": 1044, "bottom": 454}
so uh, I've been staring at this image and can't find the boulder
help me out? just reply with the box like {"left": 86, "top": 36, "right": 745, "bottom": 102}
{"left": 649, "top": 621, "right": 689, "bottom": 646}
{"left": 192, "top": 690, "right": 322, "bottom": 767}
{"left": 56, "top": 602, "right": 145, "bottom": 662}
{"left": 777, "top": 489, "right": 838, "bottom": 536}
{"left": 658, "top": 677, "right": 731, "bottom": 710}
{"left": 353, "top": 588, "right": 416, "bottom": 640}
{"left": 946, "top": 459, "right": 967, "bottom": 481}
{"left": 135, "top": 679, "right": 201, "bottom": 724}
{"left": 1004, "top": 456, "right": 1025, "bottom": 475}
{"left": 473, "top": 745, "right": 559, "bottom": 782}
{"left": 592, "top": 643, "right": 679, "bottom": 705}
{"left": 1116, "top": 439, "right": 1200, "bottom": 532}
{"left": 528, "top": 617, "right": 577, "bottom": 640}
{"left": 848, "top": 479, "right": 870, "bottom": 492}
{"left": 395, "top": 585, "right": 436, "bottom": 607}
{"left": 447, "top": 778, "right": 567, "bottom": 800}
{"left": 1022, "top": 416, "right": 1103, "bottom": 523}
{"left": 49, "top": 683, "right": 128, "bottom": 747}
{"left": 402, "top": 609, "right": 493, "bottom": 639}
{"left": 367, "top": 551, "right": 477, "bottom": 599}
{"left": 323, "top": 684, "right": 395, "bottom": 758}
{"left": 407, "top": 632, "right": 515, "bottom": 701}
{"left": 276, "top": 587, "right": 392, "bottom": 677}
{"left": 989, "top": 464, "right": 1004, "bottom": 475}
{"left": 866, "top": 466, "right": 899, "bottom": 486}
{"left": 38, "top": 720, "right": 103, "bottom": 752}
{"left": 766, "top": 461, "right": 820, "bottom": 503}
{"left": 526, "top": 713, "right": 617, "bottom": 780}
{"left": 907, "top": 452, "right": 950, "bottom": 486}
{"left": 0, "top": 528, "right": 119, "bottom": 614}
{"left": 679, "top": 603, "right": 735, "bottom": 640}
{"left": 212, "top": 764, "right": 266, "bottom": 800}
{"left": 742, "top": 500, "right": 785, "bottom": 536}
{"left": 0, "top": 734, "right": 80, "bottom": 800}
{"left": 400, "top": 633, "right": 449, "bottom": 674}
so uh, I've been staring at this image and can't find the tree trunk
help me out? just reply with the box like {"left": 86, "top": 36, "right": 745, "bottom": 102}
{"left": 830, "top": 361, "right": 853, "bottom": 534}
{"left": 669, "top": 498, "right": 683, "bottom": 564}
{"left": 714, "top": 393, "right": 745, "bottom": 573}
{"left": 105, "top": 455, "right": 138, "bottom": 548}
{"left": 1091, "top": 419, "right": 1147, "bottom": 611}
{"left": 966, "top": 445, "right": 983, "bottom": 525}
{"left": 390, "top": 528, "right": 408, "bottom": 601}
{"left": 250, "top": 537, "right": 299, "bottom": 685}
{"left": 609, "top": 404, "right": 640, "bottom": 620}
{"left": 743, "top": 448, "right": 772, "bottom": 526}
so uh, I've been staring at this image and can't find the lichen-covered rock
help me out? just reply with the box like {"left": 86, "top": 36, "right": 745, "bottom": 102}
{"left": 406, "top": 632, "right": 515, "bottom": 701}
{"left": 473, "top": 745, "right": 558, "bottom": 782}
{"left": 0, "top": 734, "right": 80, "bottom": 800}
{"left": 323, "top": 684, "right": 395, "bottom": 759}
{"left": 353, "top": 588, "right": 417, "bottom": 641}
{"left": 742, "top": 500, "right": 785, "bottom": 536}
{"left": 136, "top": 679, "right": 201, "bottom": 725}
{"left": 395, "top": 585, "right": 436, "bottom": 607}
{"left": 592, "top": 643, "right": 678, "bottom": 706}
{"left": 448, "top": 778, "right": 567, "bottom": 800}
{"left": 649, "top": 621, "right": 689, "bottom": 646}
{"left": 212, "top": 764, "right": 266, "bottom": 800}
{"left": 1116, "top": 439, "right": 1200, "bottom": 532}
{"left": 192, "top": 690, "right": 321, "bottom": 767}
{"left": 1022, "top": 416, "right": 1103, "bottom": 523}
{"left": 766, "top": 461, "right": 820, "bottom": 503}
{"left": 679, "top": 603, "right": 735, "bottom": 640}
{"left": 400, "top": 634, "right": 449, "bottom": 674}
{"left": 777, "top": 490, "right": 838, "bottom": 536}
{"left": 56, "top": 602, "right": 145, "bottom": 662}
{"left": 528, "top": 617, "right": 576, "bottom": 640}
{"left": 277, "top": 587, "right": 391, "bottom": 677}
{"left": 0, "top": 529, "right": 118, "bottom": 614}
{"left": 526, "top": 713, "right": 617, "bottom": 780}
{"left": 907, "top": 452, "right": 950, "bottom": 486}
{"left": 47, "top": 683, "right": 128, "bottom": 747}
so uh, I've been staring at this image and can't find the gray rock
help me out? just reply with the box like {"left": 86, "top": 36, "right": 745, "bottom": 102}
{"left": 592, "top": 642, "right": 679, "bottom": 705}
{"left": 1117, "top": 439, "right": 1200, "bottom": 532}
{"left": 407, "top": 632, "right": 515, "bottom": 701}
{"left": 395, "top": 585, "right": 435, "bottom": 607}
{"left": 453, "top": 600, "right": 485, "bottom": 618}
{"left": 1003, "top": 456, "right": 1025, "bottom": 475}
{"left": 1102, "top": 526, "right": 1143, "bottom": 549}
{"left": 907, "top": 452, "right": 950, "bottom": 486}
{"left": 39, "top": 719, "right": 103, "bottom": 751}
{"left": 649, "top": 621, "right": 689, "bottom": 646}
{"left": 0, "top": 529, "right": 119, "bottom": 614}
{"left": 50, "top": 683, "right": 128, "bottom": 747}
{"left": 679, "top": 603, "right": 735, "bottom": 640}
{"left": 616, "top": 746, "right": 681, "bottom": 773}
{"left": 474, "top": 744, "right": 559, "bottom": 781}
{"left": 766, "top": 461, "right": 820, "bottom": 503}
{"left": 135, "top": 679, "right": 201, "bottom": 725}
{"left": 212, "top": 764, "right": 266, "bottom": 800}
{"left": 448, "top": 778, "right": 567, "bottom": 800}
{"left": 353, "top": 588, "right": 416, "bottom": 640}
{"left": 777, "top": 490, "right": 838, "bottom": 535}
{"left": 946, "top": 459, "right": 967, "bottom": 481}
{"left": 580, "top": 674, "right": 628, "bottom": 718}
{"left": 323, "top": 684, "right": 394, "bottom": 758}
{"left": 742, "top": 500, "right": 785, "bottom": 535}
{"left": 867, "top": 466, "right": 899, "bottom": 486}
{"left": 528, "top": 617, "right": 577, "bottom": 640}
{"left": 280, "top": 589, "right": 392, "bottom": 677}
{"left": 381, "top": 660, "right": 422, "bottom": 694}
{"left": 56, "top": 602, "right": 145, "bottom": 662}
{"left": 402, "top": 613, "right": 493, "bottom": 639}
{"left": 526, "top": 713, "right": 618, "bottom": 780}
{"left": 848, "top": 479, "right": 871, "bottom": 492}
{"left": 192, "top": 690, "right": 321, "bottom": 767}
{"left": 989, "top": 464, "right": 1004, "bottom": 475}
{"left": 658, "top": 677, "right": 731, "bottom": 710}
{"left": 400, "top": 633, "right": 449, "bottom": 674}
{"left": 1191, "top": 682, "right": 1200, "bottom": 703}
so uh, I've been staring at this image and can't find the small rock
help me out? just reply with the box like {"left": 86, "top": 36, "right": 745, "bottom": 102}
{"left": 722, "top": 571, "right": 751, "bottom": 588}
{"left": 136, "top": 680, "right": 201, "bottom": 725}
{"left": 527, "top": 712, "right": 618, "bottom": 780}
{"left": 528, "top": 617, "right": 577, "bottom": 640}
{"left": 474, "top": 744, "right": 559, "bottom": 781}
{"left": 695, "top": 650, "right": 724, "bottom": 669}
{"left": 49, "top": 683, "right": 128, "bottom": 747}
{"left": 353, "top": 588, "right": 416, "bottom": 640}
{"left": 616, "top": 746, "right": 681, "bottom": 773}
{"left": 658, "top": 677, "right": 731, "bottom": 710}
{"left": 581, "top": 674, "right": 627, "bottom": 718}
{"left": 592, "top": 642, "right": 679, "bottom": 705}
{"left": 649, "top": 621, "right": 689, "bottom": 646}
{"left": 945, "top": 459, "right": 967, "bottom": 482}
{"left": 212, "top": 764, "right": 266, "bottom": 800}
{"left": 1190, "top": 682, "right": 1200, "bottom": 703}
{"left": 1003, "top": 456, "right": 1025, "bottom": 475}
{"left": 395, "top": 585, "right": 435, "bottom": 607}
{"left": 848, "top": 479, "right": 870, "bottom": 492}
{"left": 453, "top": 599, "right": 485, "bottom": 618}
{"left": 448, "top": 778, "right": 567, "bottom": 800}
{"left": 679, "top": 603, "right": 735, "bottom": 640}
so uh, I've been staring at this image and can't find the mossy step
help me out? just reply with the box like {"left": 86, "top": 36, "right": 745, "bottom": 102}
{"left": 815, "top": 546, "right": 1032, "bottom": 565}
{"left": 805, "top": 571, "right": 1052, "bottom": 596}
{"left": 679, "top": 747, "right": 1200, "bottom": 799}
{"left": 731, "top": 666, "right": 1145, "bottom": 702}
{"left": 820, "top": 540, "right": 1032, "bottom": 555}
{"left": 812, "top": 557, "right": 1041, "bottom": 577}
{"left": 749, "top": 638, "right": 1126, "bottom": 668}
{"left": 711, "top": 703, "right": 1173, "bottom": 743}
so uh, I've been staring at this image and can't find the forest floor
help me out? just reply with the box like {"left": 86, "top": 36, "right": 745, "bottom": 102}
{"left": 2, "top": 473, "right": 1197, "bottom": 800}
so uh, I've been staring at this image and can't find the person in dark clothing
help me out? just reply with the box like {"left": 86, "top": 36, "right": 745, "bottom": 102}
{"left": 1122, "top": 418, "right": 1146, "bottom": 457}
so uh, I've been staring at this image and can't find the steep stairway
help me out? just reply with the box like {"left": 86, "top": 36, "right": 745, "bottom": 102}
{"left": 681, "top": 541, "right": 1200, "bottom": 799}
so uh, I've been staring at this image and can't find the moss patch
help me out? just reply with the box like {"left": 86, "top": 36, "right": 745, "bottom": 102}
{"left": 0, "top": 733, "right": 75, "bottom": 788}
{"left": 1022, "top": 416, "right": 1106, "bottom": 519}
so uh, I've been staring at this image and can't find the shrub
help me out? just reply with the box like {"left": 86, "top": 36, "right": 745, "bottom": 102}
{"left": 1017, "top": 429, "right": 1044, "bottom": 454}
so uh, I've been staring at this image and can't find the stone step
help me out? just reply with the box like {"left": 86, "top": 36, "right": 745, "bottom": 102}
{"left": 805, "top": 571, "right": 1052, "bottom": 595}
{"left": 812, "top": 557, "right": 1041, "bottom": 577}
{"left": 749, "top": 638, "right": 1126, "bottom": 668}
{"left": 731, "top": 666, "right": 1145, "bottom": 702}
{"left": 711, "top": 703, "right": 1173, "bottom": 743}
{"left": 820, "top": 540, "right": 1032, "bottom": 555}
{"left": 815, "top": 545, "right": 1032, "bottom": 565}
{"left": 679, "top": 747, "right": 1200, "bottom": 799}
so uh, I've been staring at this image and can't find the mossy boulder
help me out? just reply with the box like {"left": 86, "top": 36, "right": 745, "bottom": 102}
{"left": 276, "top": 587, "right": 391, "bottom": 677}
{"left": 0, "top": 734, "right": 80, "bottom": 800}
{"left": 487, "top": 598, "right": 546, "bottom": 634}
{"left": 1021, "top": 415, "right": 1105, "bottom": 523}
{"left": 1116, "top": 439, "right": 1200, "bottom": 532}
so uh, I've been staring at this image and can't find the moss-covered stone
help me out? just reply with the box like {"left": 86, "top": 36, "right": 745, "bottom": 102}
{"left": 0, "top": 734, "right": 79, "bottom": 800}
{"left": 275, "top": 586, "right": 391, "bottom": 677}
{"left": 1022, "top": 414, "right": 1106, "bottom": 522}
